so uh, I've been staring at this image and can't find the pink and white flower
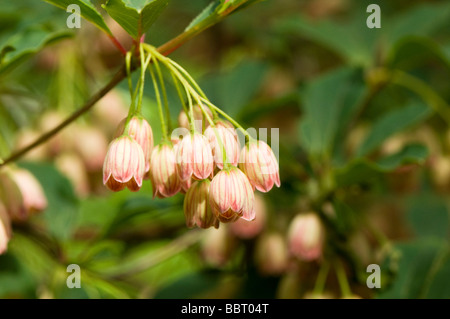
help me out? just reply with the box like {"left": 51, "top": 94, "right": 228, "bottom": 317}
{"left": 184, "top": 179, "right": 219, "bottom": 229}
{"left": 103, "top": 135, "right": 145, "bottom": 192}
{"left": 176, "top": 133, "right": 214, "bottom": 181}
{"left": 149, "top": 143, "right": 181, "bottom": 198}
{"left": 205, "top": 120, "right": 240, "bottom": 169}
{"left": 288, "top": 213, "right": 324, "bottom": 261}
{"left": 209, "top": 167, "right": 255, "bottom": 223}
{"left": 239, "top": 140, "right": 280, "bottom": 192}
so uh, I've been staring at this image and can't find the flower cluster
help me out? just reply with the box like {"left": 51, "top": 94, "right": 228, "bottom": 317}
{"left": 103, "top": 112, "right": 280, "bottom": 229}
{"left": 102, "top": 44, "right": 281, "bottom": 230}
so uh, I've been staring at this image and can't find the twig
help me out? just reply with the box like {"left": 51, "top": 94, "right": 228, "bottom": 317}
{"left": 0, "top": 3, "right": 251, "bottom": 167}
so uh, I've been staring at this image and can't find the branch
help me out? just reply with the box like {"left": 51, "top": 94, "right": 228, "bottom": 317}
{"left": 0, "top": 2, "right": 254, "bottom": 167}
{"left": 0, "top": 67, "right": 128, "bottom": 167}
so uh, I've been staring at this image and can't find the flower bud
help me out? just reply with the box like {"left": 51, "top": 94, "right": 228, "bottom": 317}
{"left": 0, "top": 169, "right": 26, "bottom": 220}
{"left": 103, "top": 135, "right": 145, "bottom": 192}
{"left": 288, "top": 213, "right": 324, "bottom": 261}
{"left": 255, "top": 232, "right": 289, "bottom": 276}
{"left": 239, "top": 140, "right": 280, "bottom": 192}
{"left": 55, "top": 153, "right": 90, "bottom": 197}
{"left": 0, "top": 168, "right": 47, "bottom": 221}
{"left": 205, "top": 120, "right": 240, "bottom": 169}
{"left": 229, "top": 193, "right": 266, "bottom": 239}
{"left": 176, "top": 133, "right": 214, "bottom": 181}
{"left": 74, "top": 126, "right": 109, "bottom": 172}
{"left": 124, "top": 116, "right": 154, "bottom": 174}
{"left": 0, "top": 202, "right": 12, "bottom": 255}
{"left": 201, "top": 226, "right": 234, "bottom": 267}
{"left": 209, "top": 167, "right": 255, "bottom": 223}
{"left": 184, "top": 179, "right": 219, "bottom": 229}
{"left": 149, "top": 143, "right": 181, "bottom": 198}
{"left": 12, "top": 168, "right": 47, "bottom": 216}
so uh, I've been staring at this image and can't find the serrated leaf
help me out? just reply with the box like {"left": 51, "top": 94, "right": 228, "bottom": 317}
{"left": 103, "top": 0, "right": 169, "bottom": 38}
{"left": 43, "top": 0, "right": 112, "bottom": 35}
{"left": 356, "top": 101, "right": 431, "bottom": 157}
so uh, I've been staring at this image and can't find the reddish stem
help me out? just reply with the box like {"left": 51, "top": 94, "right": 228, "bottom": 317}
{"left": 108, "top": 35, "right": 127, "bottom": 55}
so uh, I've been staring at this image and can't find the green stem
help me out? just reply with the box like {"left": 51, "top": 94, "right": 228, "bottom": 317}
{"left": 391, "top": 69, "right": 450, "bottom": 125}
{"left": 152, "top": 56, "right": 172, "bottom": 132}
{"left": 313, "top": 261, "right": 330, "bottom": 295}
{"left": 201, "top": 98, "right": 250, "bottom": 139}
{"left": 136, "top": 45, "right": 152, "bottom": 114}
{"left": 148, "top": 61, "right": 168, "bottom": 141}
{"left": 335, "top": 259, "right": 352, "bottom": 298}
{"left": 170, "top": 69, "right": 189, "bottom": 116}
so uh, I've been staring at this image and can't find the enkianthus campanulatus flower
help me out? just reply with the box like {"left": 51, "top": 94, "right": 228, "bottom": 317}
{"left": 101, "top": 43, "right": 280, "bottom": 229}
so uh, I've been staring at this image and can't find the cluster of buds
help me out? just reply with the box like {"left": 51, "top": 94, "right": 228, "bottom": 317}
{"left": 0, "top": 167, "right": 48, "bottom": 254}
{"left": 102, "top": 110, "right": 280, "bottom": 230}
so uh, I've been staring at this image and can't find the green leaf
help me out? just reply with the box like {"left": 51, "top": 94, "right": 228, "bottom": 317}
{"left": 376, "top": 143, "right": 428, "bottom": 170}
{"left": 356, "top": 101, "right": 431, "bottom": 157}
{"left": 276, "top": 14, "right": 378, "bottom": 67}
{"left": 103, "top": 0, "right": 169, "bottom": 38}
{"left": 43, "top": 0, "right": 112, "bottom": 35}
{"left": 20, "top": 162, "right": 79, "bottom": 241}
{"left": 385, "top": 2, "right": 450, "bottom": 47}
{"left": 335, "top": 143, "right": 429, "bottom": 187}
{"left": 185, "top": 0, "right": 261, "bottom": 32}
{"left": 0, "top": 28, "right": 72, "bottom": 77}
{"left": 387, "top": 37, "right": 450, "bottom": 72}
{"left": 200, "top": 60, "right": 269, "bottom": 117}
{"left": 185, "top": 1, "right": 220, "bottom": 31}
{"left": 406, "top": 194, "right": 449, "bottom": 240}
{"left": 299, "top": 67, "right": 366, "bottom": 158}
{"left": 378, "top": 239, "right": 449, "bottom": 299}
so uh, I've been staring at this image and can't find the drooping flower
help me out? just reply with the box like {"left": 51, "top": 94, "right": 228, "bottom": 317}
{"left": 0, "top": 202, "right": 12, "bottom": 255}
{"left": 123, "top": 116, "right": 154, "bottom": 175}
{"left": 149, "top": 143, "right": 181, "bottom": 198}
{"left": 255, "top": 232, "right": 289, "bottom": 276}
{"left": 176, "top": 133, "right": 214, "bottom": 181}
{"left": 204, "top": 120, "right": 240, "bottom": 169}
{"left": 6, "top": 168, "right": 47, "bottom": 220}
{"left": 184, "top": 179, "right": 219, "bottom": 229}
{"left": 103, "top": 135, "right": 145, "bottom": 192}
{"left": 239, "top": 140, "right": 280, "bottom": 192}
{"left": 288, "top": 213, "right": 324, "bottom": 261}
{"left": 209, "top": 167, "right": 255, "bottom": 223}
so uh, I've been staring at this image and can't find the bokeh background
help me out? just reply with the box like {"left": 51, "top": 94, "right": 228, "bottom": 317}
{"left": 0, "top": 0, "right": 449, "bottom": 299}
